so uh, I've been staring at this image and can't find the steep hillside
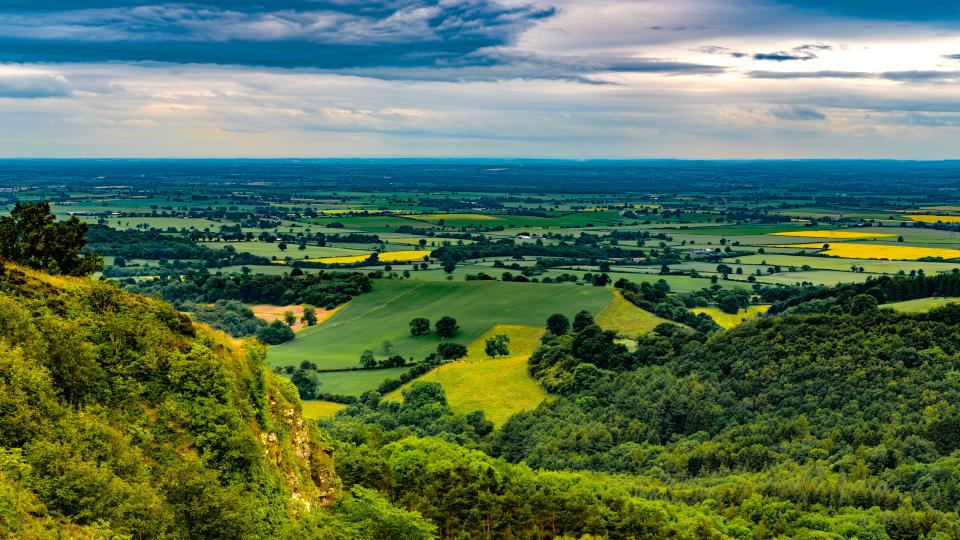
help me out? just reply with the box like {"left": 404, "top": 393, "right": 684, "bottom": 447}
{"left": 0, "top": 263, "right": 430, "bottom": 538}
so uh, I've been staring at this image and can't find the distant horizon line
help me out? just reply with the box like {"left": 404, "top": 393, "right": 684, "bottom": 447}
{"left": 1, "top": 157, "right": 958, "bottom": 163}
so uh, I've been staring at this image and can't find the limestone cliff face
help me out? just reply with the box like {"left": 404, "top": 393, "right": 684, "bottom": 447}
{"left": 0, "top": 263, "right": 338, "bottom": 538}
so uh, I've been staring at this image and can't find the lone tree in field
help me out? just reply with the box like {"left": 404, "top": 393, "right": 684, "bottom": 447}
{"left": 302, "top": 306, "right": 318, "bottom": 326}
{"left": 283, "top": 310, "right": 297, "bottom": 326}
{"left": 484, "top": 334, "right": 510, "bottom": 358}
{"left": 0, "top": 201, "right": 103, "bottom": 276}
{"left": 359, "top": 350, "right": 377, "bottom": 369}
{"left": 435, "top": 316, "right": 459, "bottom": 339}
{"left": 409, "top": 317, "right": 430, "bottom": 336}
{"left": 546, "top": 313, "right": 570, "bottom": 336}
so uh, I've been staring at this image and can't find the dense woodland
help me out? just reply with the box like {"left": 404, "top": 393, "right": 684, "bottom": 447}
{"left": 330, "top": 291, "right": 960, "bottom": 538}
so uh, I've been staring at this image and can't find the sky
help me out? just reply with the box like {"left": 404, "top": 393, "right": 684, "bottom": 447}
{"left": 0, "top": 0, "right": 958, "bottom": 159}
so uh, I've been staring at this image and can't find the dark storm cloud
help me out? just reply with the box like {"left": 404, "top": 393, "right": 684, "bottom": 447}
{"left": 0, "top": 0, "right": 555, "bottom": 69}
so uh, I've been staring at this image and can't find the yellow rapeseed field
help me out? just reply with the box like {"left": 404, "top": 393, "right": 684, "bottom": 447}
{"left": 907, "top": 215, "right": 960, "bottom": 224}
{"left": 773, "top": 243, "right": 960, "bottom": 261}
{"left": 772, "top": 230, "right": 895, "bottom": 239}
{"left": 302, "top": 250, "right": 430, "bottom": 264}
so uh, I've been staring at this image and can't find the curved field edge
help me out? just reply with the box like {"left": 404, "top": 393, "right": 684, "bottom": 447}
{"left": 384, "top": 325, "right": 547, "bottom": 425}
{"left": 596, "top": 291, "right": 673, "bottom": 337}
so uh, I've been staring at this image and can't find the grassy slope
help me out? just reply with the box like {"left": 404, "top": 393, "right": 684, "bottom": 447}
{"left": 268, "top": 280, "right": 613, "bottom": 369}
{"left": 692, "top": 305, "right": 770, "bottom": 329}
{"left": 884, "top": 297, "right": 960, "bottom": 313}
{"left": 596, "top": 291, "right": 672, "bottom": 337}
{"left": 385, "top": 325, "right": 547, "bottom": 425}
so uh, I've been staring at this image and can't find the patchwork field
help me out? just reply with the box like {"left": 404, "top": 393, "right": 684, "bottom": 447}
{"left": 596, "top": 291, "right": 671, "bottom": 337}
{"left": 692, "top": 305, "right": 769, "bottom": 329}
{"left": 267, "top": 280, "right": 614, "bottom": 369}
{"left": 385, "top": 325, "right": 547, "bottom": 425}
{"left": 773, "top": 243, "right": 960, "bottom": 261}
{"left": 300, "top": 250, "right": 430, "bottom": 265}
{"left": 771, "top": 230, "right": 895, "bottom": 239}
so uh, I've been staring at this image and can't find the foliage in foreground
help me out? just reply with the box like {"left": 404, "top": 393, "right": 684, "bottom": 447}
{"left": 0, "top": 202, "right": 103, "bottom": 276}
{"left": 0, "top": 263, "right": 435, "bottom": 538}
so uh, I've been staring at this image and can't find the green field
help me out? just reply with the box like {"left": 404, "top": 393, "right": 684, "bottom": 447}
{"left": 883, "top": 297, "right": 960, "bottom": 313}
{"left": 267, "top": 279, "right": 614, "bottom": 369}
{"left": 410, "top": 211, "right": 625, "bottom": 229}
{"left": 757, "top": 270, "right": 886, "bottom": 286}
{"left": 735, "top": 253, "right": 960, "bottom": 274}
{"left": 385, "top": 325, "right": 547, "bottom": 425}
{"left": 99, "top": 216, "right": 223, "bottom": 230}
{"left": 312, "top": 367, "right": 411, "bottom": 396}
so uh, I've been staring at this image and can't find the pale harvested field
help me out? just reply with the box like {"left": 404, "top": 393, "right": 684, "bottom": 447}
{"left": 251, "top": 304, "right": 342, "bottom": 332}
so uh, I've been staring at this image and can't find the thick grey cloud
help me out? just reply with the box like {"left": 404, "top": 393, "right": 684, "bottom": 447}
{"left": 2, "top": 0, "right": 960, "bottom": 158}
{"left": 0, "top": 1, "right": 554, "bottom": 69}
